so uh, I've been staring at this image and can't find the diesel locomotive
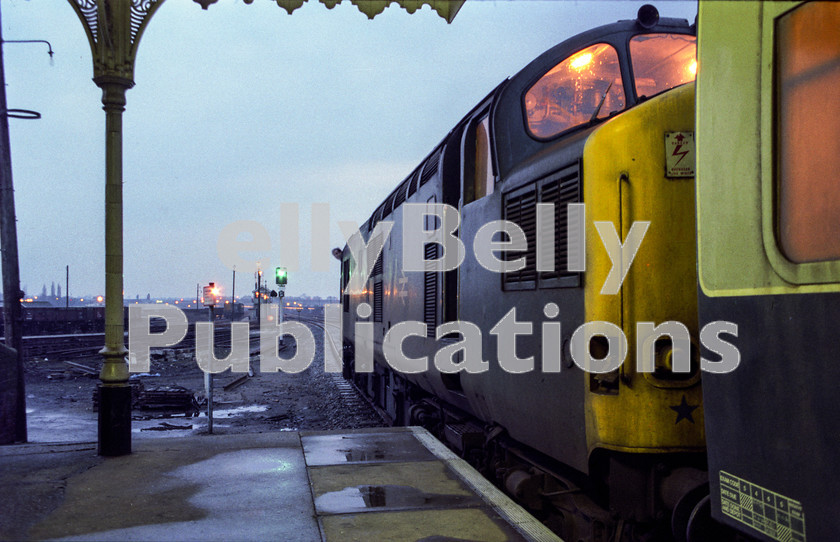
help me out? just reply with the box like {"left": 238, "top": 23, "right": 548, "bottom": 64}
{"left": 340, "top": 5, "right": 704, "bottom": 540}
{"left": 338, "top": 1, "right": 840, "bottom": 540}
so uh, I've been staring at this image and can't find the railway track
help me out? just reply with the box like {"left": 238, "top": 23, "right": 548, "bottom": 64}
{"left": 21, "top": 321, "right": 242, "bottom": 362}
{"left": 24, "top": 313, "right": 386, "bottom": 428}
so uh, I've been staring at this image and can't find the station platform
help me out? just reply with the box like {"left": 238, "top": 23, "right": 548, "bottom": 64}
{"left": 0, "top": 426, "right": 561, "bottom": 541}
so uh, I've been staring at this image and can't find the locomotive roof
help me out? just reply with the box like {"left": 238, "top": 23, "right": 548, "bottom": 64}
{"left": 354, "top": 7, "right": 695, "bottom": 243}
{"left": 493, "top": 12, "right": 694, "bottom": 180}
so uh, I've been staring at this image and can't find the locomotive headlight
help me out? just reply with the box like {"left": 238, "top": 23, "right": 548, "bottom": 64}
{"left": 652, "top": 338, "right": 699, "bottom": 382}
{"left": 657, "top": 346, "right": 675, "bottom": 373}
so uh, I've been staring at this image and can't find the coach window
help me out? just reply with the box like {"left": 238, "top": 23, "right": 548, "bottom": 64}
{"left": 629, "top": 33, "right": 696, "bottom": 100}
{"left": 524, "top": 43, "right": 624, "bottom": 140}
{"left": 463, "top": 114, "right": 494, "bottom": 204}
{"left": 776, "top": 2, "right": 840, "bottom": 263}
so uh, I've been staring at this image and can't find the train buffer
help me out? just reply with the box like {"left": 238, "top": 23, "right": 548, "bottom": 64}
{"left": 0, "top": 427, "right": 560, "bottom": 541}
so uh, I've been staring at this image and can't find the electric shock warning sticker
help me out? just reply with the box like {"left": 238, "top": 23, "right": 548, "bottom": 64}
{"left": 665, "top": 131, "right": 695, "bottom": 177}
{"left": 719, "top": 471, "right": 806, "bottom": 542}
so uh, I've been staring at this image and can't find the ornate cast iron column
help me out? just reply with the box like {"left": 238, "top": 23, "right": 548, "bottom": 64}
{"left": 68, "top": 0, "right": 163, "bottom": 456}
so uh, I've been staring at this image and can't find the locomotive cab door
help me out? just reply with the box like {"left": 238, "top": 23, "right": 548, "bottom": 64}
{"left": 441, "top": 124, "right": 466, "bottom": 327}
{"left": 444, "top": 107, "right": 497, "bottom": 397}
{"left": 430, "top": 123, "right": 468, "bottom": 395}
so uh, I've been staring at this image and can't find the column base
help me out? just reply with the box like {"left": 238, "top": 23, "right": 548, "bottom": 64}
{"left": 97, "top": 384, "right": 131, "bottom": 456}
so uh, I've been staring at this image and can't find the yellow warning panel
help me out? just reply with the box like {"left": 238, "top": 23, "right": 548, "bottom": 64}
{"left": 302, "top": 427, "right": 562, "bottom": 541}
{"left": 320, "top": 507, "right": 521, "bottom": 542}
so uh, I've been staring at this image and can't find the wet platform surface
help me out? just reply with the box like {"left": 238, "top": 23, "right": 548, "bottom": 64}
{"left": 0, "top": 427, "right": 560, "bottom": 541}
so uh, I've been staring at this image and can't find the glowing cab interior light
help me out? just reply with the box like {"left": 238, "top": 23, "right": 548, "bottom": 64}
{"left": 689, "top": 60, "right": 697, "bottom": 75}
{"left": 570, "top": 52, "right": 593, "bottom": 70}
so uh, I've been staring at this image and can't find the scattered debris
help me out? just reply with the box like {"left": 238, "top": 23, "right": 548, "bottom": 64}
{"left": 140, "top": 421, "right": 193, "bottom": 431}
{"left": 62, "top": 360, "right": 98, "bottom": 375}
{"left": 139, "top": 385, "right": 200, "bottom": 415}
{"left": 223, "top": 374, "right": 250, "bottom": 391}
{"left": 93, "top": 381, "right": 198, "bottom": 416}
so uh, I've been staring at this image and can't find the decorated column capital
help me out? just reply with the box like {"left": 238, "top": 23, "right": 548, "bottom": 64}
{"left": 68, "top": 0, "right": 165, "bottom": 85}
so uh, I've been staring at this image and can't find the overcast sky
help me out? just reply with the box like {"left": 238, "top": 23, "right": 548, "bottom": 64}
{"left": 2, "top": 0, "right": 696, "bottom": 300}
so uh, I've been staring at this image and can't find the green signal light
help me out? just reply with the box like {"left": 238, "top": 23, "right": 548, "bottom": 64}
{"left": 275, "top": 267, "right": 287, "bottom": 285}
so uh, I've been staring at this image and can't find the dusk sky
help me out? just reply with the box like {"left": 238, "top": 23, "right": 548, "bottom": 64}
{"left": 2, "top": 0, "right": 696, "bottom": 300}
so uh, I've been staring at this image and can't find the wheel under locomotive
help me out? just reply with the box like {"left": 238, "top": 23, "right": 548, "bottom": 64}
{"left": 340, "top": 7, "right": 714, "bottom": 541}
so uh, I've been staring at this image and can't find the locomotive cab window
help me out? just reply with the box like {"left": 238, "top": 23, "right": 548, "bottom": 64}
{"left": 524, "top": 43, "right": 625, "bottom": 140}
{"left": 776, "top": 1, "right": 840, "bottom": 264}
{"left": 629, "top": 33, "right": 696, "bottom": 100}
{"left": 463, "top": 113, "right": 494, "bottom": 204}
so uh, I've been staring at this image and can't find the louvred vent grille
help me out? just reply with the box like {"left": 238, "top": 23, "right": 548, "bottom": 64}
{"left": 420, "top": 150, "right": 441, "bottom": 186}
{"left": 423, "top": 242, "right": 439, "bottom": 337}
{"left": 503, "top": 162, "right": 581, "bottom": 290}
{"left": 373, "top": 281, "right": 383, "bottom": 322}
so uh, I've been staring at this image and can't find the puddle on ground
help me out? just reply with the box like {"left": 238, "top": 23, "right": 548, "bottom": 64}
{"left": 25, "top": 403, "right": 270, "bottom": 441}
{"left": 344, "top": 449, "right": 386, "bottom": 462}
{"left": 302, "top": 433, "right": 435, "bottom": 466}
{"left": 314, "top": 484, "right": 481, "bottom": 515}
{"left": 197, "top": 404, "right": 268, "bottom": 418}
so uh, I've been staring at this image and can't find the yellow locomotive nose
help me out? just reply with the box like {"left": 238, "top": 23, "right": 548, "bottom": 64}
{"left": 583, "top": 82, "right": 704, "bottom": 454}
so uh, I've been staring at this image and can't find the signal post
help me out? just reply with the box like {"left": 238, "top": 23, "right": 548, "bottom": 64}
{"left": 202, "top": 283, "right": 221, "bottom": 433}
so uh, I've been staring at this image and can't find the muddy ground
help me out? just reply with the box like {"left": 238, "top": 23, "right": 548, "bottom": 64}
{"left": 23, "top": 321, "right": 385, "bottom": 442}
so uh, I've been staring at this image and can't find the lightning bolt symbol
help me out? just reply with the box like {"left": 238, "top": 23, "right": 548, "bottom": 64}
{"left": 672, "top": 143, "right": 690, "bottom": 165}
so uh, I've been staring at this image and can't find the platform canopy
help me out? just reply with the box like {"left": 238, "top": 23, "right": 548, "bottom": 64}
{"left": 195, "top": 0, "right": 465, "bottom": 23}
